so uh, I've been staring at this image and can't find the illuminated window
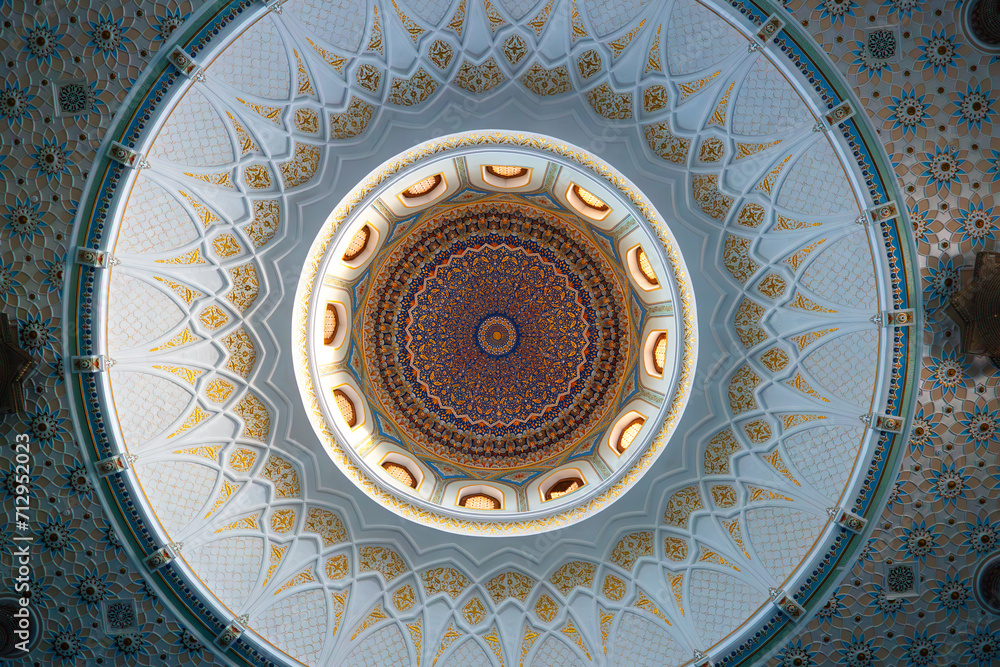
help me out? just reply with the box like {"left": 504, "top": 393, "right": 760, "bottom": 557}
{"left": 572, "top": 184, "right": 609, "bottom": 211}
{"left": 486, "top": 165, "right": 527, "bottom": 179}
{"left": 343, "top": 225, "right": 371, "bottom": 261}
{"left": 636, "top": 247, "right": 659, "bottom": 285}
{"left": 544, "top": 477, "right": 584, "bottom": 501}
{"left": 460, "top": 493, "right": 500, "bottom": 510}
{"left": 402, "top": 174, "right": 442, "bottom": 198}
{"left": 382, "top": 461, "right": 417, "bottom": 488}
{"left": 616, "top": 417, "right": 645, "bottom": 453}
{"left": 333, "top": 389, "right": 357, "bottom": 428}
{"left": 323, "top": 303, "right": 339, "bottom": 345}
{"left": 652, "top": 333, "right": 667, "bottom": 374}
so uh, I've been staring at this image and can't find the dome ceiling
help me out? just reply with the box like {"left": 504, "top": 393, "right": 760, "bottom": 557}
{"left": 296, "top": 137, "right": 693, "bottom": 532}
{"left": 63, "top": 0, "right": 918, "bottom": 666}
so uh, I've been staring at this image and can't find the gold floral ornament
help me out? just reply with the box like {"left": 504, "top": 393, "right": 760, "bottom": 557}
{"left": 602, "top": 574, "right": 626, "bottom": 602}
{"left": 698, "top": 138, "right": 725, "bottom": 162}
{"left": 587, "top": 83, "right": 633, "bottom": 120}
{"left": 764, "top": 450, "right": 801, "bottom": 485}
{"left": 633, "top": 588, "right": 671, "bottom": 626}
{"left": 243, "top": 164, "right": 272, "bottom": 190}
{"left": 350, "top": 602, "right": 388, "bottom": 640}
{"left": 155, "top": 277, "right": 202, "bottom": 305}
{"left": 663, "top": 537, "right": 689, "bottom": 561}
{"left": 699, "top": 546, "right": 740, "bottom": 571}
{"left": 707, "top": 82, "right": 734, "bottom": 127}
{"left": 204, "top": 480, "right": 237, "bottom": 517}
{"left": 703, "top": 427, "right": 741, "bottom": 475}
{"left": 269, "top": 507, "right": 297, "bottom": 533}
{"left": 644, "top": 24, "right": 662, "bottom": 74}
{"left": 609, "top": 531, "right": 653, "bottom": 570}
{"left": 223, "top": 327, "right": 257, "bottom": 379}
{"left": 244, "top": 200, "right": 280, "bottom": 249}
{"left": 576, "top": 49, "right": 602, "bottom": 79}
{"left": 734, "top": 297, "right": 768, "bottom": 349}
{"left": 519, "top": 63, "right": 572, "bottom": 96}
{"left": 692, "top": 174, "right": 734, "bottom": 220}
{"left": 485, "top": 571, "right": 536, "bottom": 604}
{"left": 167, "top": 405, "right": 210, "bottom": 439}
{"left": 355, "top": 63, "right": 381, "bottom": 93}
{"left": 548, "top": 561, "right": 596, "bottom": 596}
{"left": 427, "top": 39, "right": 454, "bottom": 69}
{"left": 359, "top": 545, "right": 407, "bottom": 583}
{"left": 304, "top": 507, "right": 347, "bottom": 546}
{"left": 293, "top": 50, "right": 314, "bottom": 95}
{"left": 742, "top": 418, "right": 773, "bottom": 443}
{"left": 420, "top": 567, "right": 470, "bottom": 598}
{"left": 678, "top": 70, "right": 719, "bottom": 101}
{"left": 728, "top": 364, "right": 762, "bottom": 414}
{"left": 275, "top": 567, "right": 315, "bottom": 594}
{"left": 156, "top": 249, "right": 204, "bottom": 265}
{"left": 790, "top": 328, "right": 838, "bottom": 351}
{"left": 643, "top": 84, "right": 668, "bottom": 112}
{"left": 392, "top": 584, "right": 415, "bottom": 611}
{"left": 755, "top": 155, "right": 792, "bottom": 196}
{"left": 228, "top": 447, "right": 257, "bottom": 473}
{"left": 534, "top": 594, "right": 559, "bottom": 623}
{"left": 737, "top": 202, "right": 766, "bottom": 228}
{"left": 226, "top": 111, "right": 257, "bottom": 154}
{"left": 366, "top": 5, "right": 384, "bottom": 56}
{"left": 723, "top": 234, "right": 760, "bottom": 284}
{"left": 174, "top": 444, "right": 220, "bottom": 460}
{"left": 445, "top": 0, "right": 466, "bottom": 36}
{"left": 211, "top": 234, "right": 242, "bottom": 259}
{"left": 757, "top": 272, "right": 788, "bottom": 300}
{"left": 453, "top": 58, "right": 506, "bottom": 93}
{"left": 329, "top": 98, "right": 375, "bottom": 140}
{"left": 293, "top": 107, "right": 319, "bottom": 134}
{"left": 644, "top": 122, "right": 689, "bottom": 163}
{"left": 154, "top": 364, "right": 201, "bottom": 385}
{"left": 205, "top": 378, "right": 234, "bottom": 404}
{"left": 662, "top": 486, "right": 703, "bottom": 527}
{"left": 608, "top": 20, "right": 645, "bottom": 58}
{"left": 482, "top": 0, "right": 506, "bottom": 33}
{"left": 501, "top": 33, "right": 527, "bottom": 65}
{"left": 226, "top": 263, "right": 260, "bottom": 313}
{"left": 325, "top": 554, "right": 349, "bottom": 580}
{"left": 560, "top": 618, "right": 591, "bottom": 660}
{"left": 462, "top": 596, "right": 486, "bottom": 625}
{"left": 711, "top": 484, "right": 737, "bottom": 508}
{"left": 388, "top": 68, "right": 438, "bottom": 106}
{"left": 261, "top": 454, "right": 299, "bottom": 498}
{"left": 279, "top": 143, "right": 321, "bottom": 188}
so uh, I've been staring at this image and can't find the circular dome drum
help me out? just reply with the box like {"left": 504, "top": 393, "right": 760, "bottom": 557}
{"left": 295, "top": 132, "right": 696, "bottom": 534}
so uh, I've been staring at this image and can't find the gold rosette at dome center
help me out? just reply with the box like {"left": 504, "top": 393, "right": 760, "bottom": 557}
{"left": 361, "top": 198, "right": 634, "bottom": 470}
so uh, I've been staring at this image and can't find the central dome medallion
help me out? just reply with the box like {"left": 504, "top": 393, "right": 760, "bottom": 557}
{"left": 295, "top": 132, "right": 696, "bottom": 535}
{"left": 366, "top": 202, "right": 631, "bottom": 469}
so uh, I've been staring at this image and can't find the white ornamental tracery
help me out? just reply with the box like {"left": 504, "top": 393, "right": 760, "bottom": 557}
{"left": 93, "top": 0, "right": 897, "bottom": 664}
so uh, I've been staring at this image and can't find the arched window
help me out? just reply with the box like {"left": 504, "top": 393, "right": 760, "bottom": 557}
{"left": 572, "top": 184, "right": 608, "bottom": 211}
{"left": 460, "top": 493, "right": 500, "bottom": 510}
{"left": 486, "top": 165, "right": 527, "bottom": 179}
{"left": 651, "top": 332, "right": 667, "bottom": 375}
{"left": 343, "top": 225, "right": 371, "bottom": 261}
{"left": 636, "top": 247, "right": 659, "bottom": 285}
{"left": 544, "top": 477, "right": 584, "bottom": 501}
{"left": 382, "top": 461, "right": 417, "bottom": 488}
{"left": 332, "top": 388, "right": 357, "bottom": 428}
{"left": 402, "top": 174, "right": 442, "bottom": 198}
{"left": 616, "top": 417, "right": 645, "bottom": 453}
{"left": 323, "top": 303, "right": 339, "bottom": 345}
